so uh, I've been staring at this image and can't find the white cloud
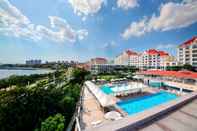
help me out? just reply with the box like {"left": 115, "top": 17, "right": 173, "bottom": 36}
{"left": 0, "top": 0, "right": 39, "bottom": 41}
{"left": 37, "top": 16, "right": 88, "bottom": 43}
{"left": 156, "top": 44, "right": 176, "bottom": 50}
{"left": 122, "top": 1, "right": 197, "bottom": 39}
{"left": 0, "top": 0, "right": 88, "bottom": 43}
{"left": 117, "top": 0, "right": 139, "bottom": 10}
{"left": 68, "top": 0, "right": 104, "bottom": 19}
{"left": 121, "top": 18, "right": 148, "bottom": 39}
{"left": 101, "top": 41, "right": 116, "bottom": 49}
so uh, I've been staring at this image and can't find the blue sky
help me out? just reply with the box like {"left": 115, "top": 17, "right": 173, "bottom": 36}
{"left": 0, "top": 0, "right": 197, "bottom": 64}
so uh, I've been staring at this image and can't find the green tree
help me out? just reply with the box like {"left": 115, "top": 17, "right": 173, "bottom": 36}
{"left": 39, "top": 113, "right": 65, "bottom": 131}
{"left": 0, "top": 68, "right": 88, "bottom": 131}
{"left": 183, "top": 64, "right": 195, "bottom": 71}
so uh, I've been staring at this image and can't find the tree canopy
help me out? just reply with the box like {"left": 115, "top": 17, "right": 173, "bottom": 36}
{"left": 0, "top": 68, "right": 89, "bottom": 131}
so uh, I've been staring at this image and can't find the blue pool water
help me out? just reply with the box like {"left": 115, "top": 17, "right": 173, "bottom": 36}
{"left": 101, "top": 85, "right": 113, "bottom": 94}
{"left": 101, "top": 84, "right": 132, "bottom": 94}
{"left": 117, "top": 91, "right": 177, "bottom": 115}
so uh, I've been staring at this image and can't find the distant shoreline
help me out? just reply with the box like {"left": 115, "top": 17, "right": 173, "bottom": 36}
{"left": 0, "top": 67, "right": 50, "bottom": 70}
{"left": 0, "top": 68, "right": 54, "bottom": 80}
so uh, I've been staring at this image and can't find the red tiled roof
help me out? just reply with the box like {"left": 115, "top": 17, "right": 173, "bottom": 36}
{"left": 146, "top": 49, "right": 169, "bottom": 56}
{"left": 140, "top": 70, "right": 197, "bottom": 79}
{"left": 146, "top": 49, "right": 158, "bottom": 55}
{"left": 126, "top": 50, "right": 138, "bottom": 56}
{"left": 158, "top": 51, "right": 169, "bottom": 56}
{"left": 179, "top": 36, "right": 197, "bottom": 47}
{"left": 93, "top": 57, "right": 107, "bottom": 61}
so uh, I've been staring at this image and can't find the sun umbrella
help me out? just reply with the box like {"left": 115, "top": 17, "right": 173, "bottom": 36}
{"left": 104, "top": 111, "right": 122, "bottom": 121}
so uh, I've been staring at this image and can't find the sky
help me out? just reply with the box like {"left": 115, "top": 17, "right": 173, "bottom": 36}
{"left": 0, "top": 0, "right": 197, "bottom": 64}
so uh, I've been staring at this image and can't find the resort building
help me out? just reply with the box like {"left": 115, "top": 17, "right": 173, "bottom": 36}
{"left": 114, "top": 49, "right": 177, "bottom": 70}
{"left": 138, "top": 70, "right": 197, "bottom": 91}
{"left": 75, "top": 62, "right": 90, "bottom": 70}
{"left": 90, "top": 57, "right": 108, "bottom": 65}
{"left": 139, "top": 49, "right": 175, "bottom": 69}
{"left": 114, "top": 50, "right": 138, "bottom": 65}
{"left": 160, "top": 55, "right": 178, "bottom": 68}
{"left": 178, "top": 36, "right": 197, "bottom": 67}
{"left": 129, "top": 53, "right": 140, "bottom": 67}
{"left": 90, "top": 64, "right": 130, "bottom": 74}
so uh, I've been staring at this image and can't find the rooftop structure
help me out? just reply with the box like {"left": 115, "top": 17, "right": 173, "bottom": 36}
{"left": 140, "top": 70, "right": 197, "bottom": 80}
{"left": 84, "top": 81, "right": 117, "bottom": 107}
{"left": 138, "top": 70, "right": 197, "bottom": 92}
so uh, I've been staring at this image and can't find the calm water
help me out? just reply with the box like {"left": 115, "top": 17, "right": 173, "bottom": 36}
{"left": 0, "top": 69, "right": 54, "bottom": 79}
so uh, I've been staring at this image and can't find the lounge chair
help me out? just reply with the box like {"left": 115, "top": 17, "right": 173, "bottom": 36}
{"left": 83, "top": 107, "right": 91, "bottom": 114}
{"left": 91, "top": 120, "right": 102, "bottom": 127}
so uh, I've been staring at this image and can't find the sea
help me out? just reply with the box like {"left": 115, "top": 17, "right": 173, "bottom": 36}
{"left": 0, "top": 69, "right": 53, "bottom": 79}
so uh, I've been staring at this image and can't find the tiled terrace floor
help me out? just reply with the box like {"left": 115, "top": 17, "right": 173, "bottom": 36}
{"left": 140, "top": 99, "right": 197, "bottom": 131}
{"left": 81, "top": 87, "right": 106, "bottom": 130}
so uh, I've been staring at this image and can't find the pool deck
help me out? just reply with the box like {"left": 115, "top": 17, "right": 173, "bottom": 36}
{"left": 85, "top": 92, "right": 197, "bottom": 131}
{"left": 80, "top": 87, "right": 113, "bottom": 130}
{"left": 80, "top": 86, "right": 156, "bottom": 130}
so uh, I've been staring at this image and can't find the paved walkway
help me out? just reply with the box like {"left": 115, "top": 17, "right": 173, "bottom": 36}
{"left": 81, "top": 87, "right": 106, "bottom": 130}
{"left": 140, "top": 99, "right": 197, "bottom": 131}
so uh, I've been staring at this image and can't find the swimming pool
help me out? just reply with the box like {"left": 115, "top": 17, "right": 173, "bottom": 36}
{"left": 101, "top": 84, "right": 134, "bottom": 94}
{"left": 101, "top": 85, "right": 113, "bottom": 94}
{"left": 117, "top": 91, "right": 177, "bottom": 115}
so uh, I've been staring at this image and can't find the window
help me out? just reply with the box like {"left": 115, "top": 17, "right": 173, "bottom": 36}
{"left": 186, "top": 46, "right": 189, "bottom": 49}
{"left": 192, "top": 58, "right": 197, "bottom": 61}
{"left": 192, "top": 50, "right": 197, "bottom": 53}
{"left": 192, "top": 62, "right": 197, "bottom": 66}
{"left": 192, "top": 44, "right": 197, "bottom": 49}
{"left": 192, "top": 54, "right": 197, "bottom": 57}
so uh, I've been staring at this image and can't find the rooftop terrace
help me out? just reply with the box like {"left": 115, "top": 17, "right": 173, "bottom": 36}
{"left": 140, "top": 99, "right": 197, "bottom": 131}
{"left": 80, "top": 81, "right": 197, "bottom": 131}
{"left": 85, "top": 91, "right": 197, "bottom": 131}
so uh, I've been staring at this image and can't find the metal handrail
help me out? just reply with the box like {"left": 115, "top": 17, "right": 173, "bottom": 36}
{"left": 66, "top": 84, "right": 84, "bottom": 131}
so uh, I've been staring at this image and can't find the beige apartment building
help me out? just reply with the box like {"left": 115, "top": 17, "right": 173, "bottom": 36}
{"left": 114, "top": 50, "right": 138, "bottom": 66}
{"left": 114, "top": 49, "right": 177, "bottom": 69}
{"left": 139, "top": 49, "right": 173, "bottom": 69}
{"left": 178, "top": 36, "right": 197, "bottom": 67}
